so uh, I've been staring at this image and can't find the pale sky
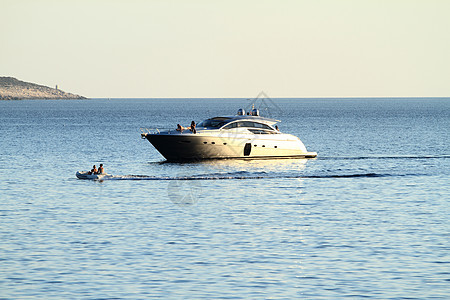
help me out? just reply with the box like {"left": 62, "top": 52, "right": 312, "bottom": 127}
{"left": 1, "top": 0, "right": 450, "bottom": 98}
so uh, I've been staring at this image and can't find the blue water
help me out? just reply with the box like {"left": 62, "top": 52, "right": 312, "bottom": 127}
{"left": 0, "top": 98, "right": 449, "bottom": 299}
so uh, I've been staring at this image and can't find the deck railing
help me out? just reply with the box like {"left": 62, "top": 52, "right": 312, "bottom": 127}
{"left": 140, "top": 128, "right": 161, "bottom": 135}
{"left": 140, "top": 127, "right": 185, "bottom": 137}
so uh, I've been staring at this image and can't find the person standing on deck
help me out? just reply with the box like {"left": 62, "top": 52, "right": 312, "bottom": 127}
{"left": 190, "top": 121, "right": 196, "bottom": 134}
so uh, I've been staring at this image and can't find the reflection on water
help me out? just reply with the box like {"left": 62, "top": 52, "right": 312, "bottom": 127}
{"left": 158, "top": 157, "right": 309, "bottom": 175}
{"left": 196, "top": 157, "right": 308, "bottom": 171}
{"left": 167, "top": 178, "right": 202, "bottom": 207}
{"left": 164, "top": 160, "right": 308, "bottom": 210}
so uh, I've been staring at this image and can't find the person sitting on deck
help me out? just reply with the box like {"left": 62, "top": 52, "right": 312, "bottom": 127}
{"left": 176, "top": 124, "right": 184, "bottom": 132}
{"left": 97, "top": 164, "right": 104, "bottom": 174}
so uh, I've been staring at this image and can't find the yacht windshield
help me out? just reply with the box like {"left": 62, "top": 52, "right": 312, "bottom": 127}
{"left": 223, "top": 121, "right": 274, "bottom": 130}
{"left": 197, "top": 117, "right": 230, "bottom": 128}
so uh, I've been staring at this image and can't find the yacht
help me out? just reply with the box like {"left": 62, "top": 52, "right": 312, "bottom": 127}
{"left": 140, "top": 108, "right": 317, "bottom": 161}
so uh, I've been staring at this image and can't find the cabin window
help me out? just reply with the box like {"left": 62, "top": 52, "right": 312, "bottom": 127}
{"left": 235, "top": 121, "right": 274, "bottom": 130}
{"left": 197, "top": 117, "right": 230, "bottom": 128}
{"left": 248, "top": 129, "right": 270, "bottom": 134}
{"left": 222, "top": 122, "right": 238, "bottom": 129}
{"left": 254, "top": 123, "right": 273, "bottom": 130}
{"left": 236, "top": 121, "right": 256, "bottom": 128}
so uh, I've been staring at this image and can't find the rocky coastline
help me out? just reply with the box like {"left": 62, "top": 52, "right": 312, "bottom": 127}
{"left": 0, "top": 77, "right": 86, "bottom": 100}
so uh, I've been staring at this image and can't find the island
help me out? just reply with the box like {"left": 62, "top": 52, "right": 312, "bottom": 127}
{"left": 0, "top": 77, "right": 86, "bottom": 100}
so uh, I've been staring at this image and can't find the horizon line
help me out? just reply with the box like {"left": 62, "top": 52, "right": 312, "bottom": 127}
{"left": 85, "top": 96, "right": 450, "bottom": 100}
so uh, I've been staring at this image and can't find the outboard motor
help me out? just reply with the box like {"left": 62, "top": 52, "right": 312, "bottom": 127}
{"left": 251, "top": 108, "right": 259, "bottom": 116}
{"left": 237, "top": 108, "right": 245, "bottom": 116}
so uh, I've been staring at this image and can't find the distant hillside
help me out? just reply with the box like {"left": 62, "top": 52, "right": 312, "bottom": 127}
{"left": 0, "top": 77, "right": 86, "bottom": 100}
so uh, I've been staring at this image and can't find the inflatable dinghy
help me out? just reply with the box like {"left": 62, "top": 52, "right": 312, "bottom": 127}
{"left": 76, "top": 171, "right": 110, "bottom": 180}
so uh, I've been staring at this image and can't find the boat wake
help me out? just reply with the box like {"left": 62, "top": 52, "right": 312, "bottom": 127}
{"left": 320, "top": 155, "right": 450, "bottom": 160}
{"left": 81, "top": 171, "right": 393, "bottom": 181}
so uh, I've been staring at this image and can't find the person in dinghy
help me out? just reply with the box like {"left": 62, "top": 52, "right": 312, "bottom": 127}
{"left": 98, "top": 164, "right": 104, "bottom": 174}
{"left": 88, "top": 165, "right": 97, "bottom": 175}
{"left": 87, "top": 164, "right": 105, "bottom": 175}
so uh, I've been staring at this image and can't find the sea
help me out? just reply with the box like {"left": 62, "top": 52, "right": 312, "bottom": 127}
{"left": 0, "top": 98, "right": 449, "bottom": 299}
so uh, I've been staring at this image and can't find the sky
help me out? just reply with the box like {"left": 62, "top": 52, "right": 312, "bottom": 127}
{"left": 1, "top": 0, "right": 450, "bottom": 98}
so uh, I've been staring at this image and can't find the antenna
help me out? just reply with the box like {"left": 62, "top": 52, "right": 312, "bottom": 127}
{"left": 244, "top": 91, "right": 282, "bottom": 118}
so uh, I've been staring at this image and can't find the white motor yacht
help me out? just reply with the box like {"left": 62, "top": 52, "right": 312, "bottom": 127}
{"left": 141, "top": 108, "right": 317, "bottom": 161}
